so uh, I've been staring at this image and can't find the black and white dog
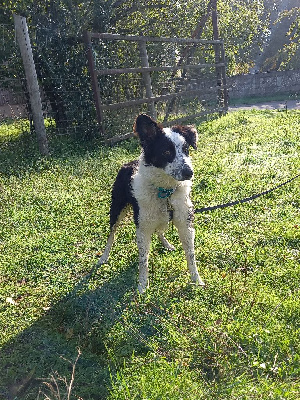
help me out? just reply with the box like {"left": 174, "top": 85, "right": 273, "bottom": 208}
{"left": 97, "top": 114, "right": 205, "bottom": 293}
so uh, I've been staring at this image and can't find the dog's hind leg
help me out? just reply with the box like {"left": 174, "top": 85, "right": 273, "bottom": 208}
{"left": 97, "top": 161, "right": 138, "bottom": 267}
{"left": 97, "top": 233, "right": 114, "bottom": 265}
{"left": 97, "top": 225, "right": 117, "bottom": 265}
{"left": 157, "top": 232, "right": 175, "bottom": 251}
{"left": 97, "top": 220, "right": 119, "bottom": 266}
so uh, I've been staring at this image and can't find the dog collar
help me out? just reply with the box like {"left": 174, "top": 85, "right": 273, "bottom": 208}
{"left": 157, "top": 187, "right": 175, "bottom": 199}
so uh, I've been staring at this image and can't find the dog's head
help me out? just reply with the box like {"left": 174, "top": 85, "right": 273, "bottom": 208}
{"left": 133, "top": 114, "right": 198, "bottom": 181}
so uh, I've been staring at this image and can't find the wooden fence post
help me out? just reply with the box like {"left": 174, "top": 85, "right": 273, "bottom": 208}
{"left": 138, "top": 40, "right": 157, "bottom": 119}
{"left": 13, "top": 14, "right": 49, "bottom": 156}
{"left": 211, "top": 2, "right": 222, "bottom": 109}
{"left": 211, "top": 0, "right": 228, "bottom": 113}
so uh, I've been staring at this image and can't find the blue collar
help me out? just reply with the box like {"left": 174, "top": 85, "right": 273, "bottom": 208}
{"left": 157, "top": 187, "right": 175, "bottom": 199}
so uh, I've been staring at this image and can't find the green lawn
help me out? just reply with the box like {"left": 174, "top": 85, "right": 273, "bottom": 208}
{"left": 0, "top": 110, "right": 299, "bottom": 399}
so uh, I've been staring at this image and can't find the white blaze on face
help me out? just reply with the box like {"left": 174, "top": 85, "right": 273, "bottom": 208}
{"left": 163, "top": 128, "right": 193, "bottom": 181}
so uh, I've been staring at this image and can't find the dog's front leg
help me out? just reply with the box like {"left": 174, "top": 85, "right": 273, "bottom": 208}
{"left": 173, "top": 210, "right": 205, "bottom": 287}
{"left": 136, "top": 227, "right": 152, "bottom": 294}
{"left": 177, "top": 223, "right": 205, "bottom": 286}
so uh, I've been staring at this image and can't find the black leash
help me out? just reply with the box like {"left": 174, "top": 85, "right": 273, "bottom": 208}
{"left": 194, "top": 173, "right": 300, "bottom": 214}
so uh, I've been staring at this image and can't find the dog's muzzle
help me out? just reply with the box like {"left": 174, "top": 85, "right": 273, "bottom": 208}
{"left": 181, "top": 165, "right": 193, "bottom": 180}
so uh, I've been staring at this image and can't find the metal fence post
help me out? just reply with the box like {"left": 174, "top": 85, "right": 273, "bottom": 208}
{"left": 13, "top": 14, "right": 49, "bottom": 155}
{"left": 84, "top": 31, "right": 105, "bottom": 135}
{"left": 220, "top": 42, "right": 229, "bottom": 111}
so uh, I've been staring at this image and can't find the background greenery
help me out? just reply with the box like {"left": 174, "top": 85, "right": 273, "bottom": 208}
{"left": 2, "top": 0, "right": 300, "bottom": 73}
{"left": 1, "top": 0, "right": 299, "bottom": 139}
{"left": 0, "top": 109, "right": 299, "bottom": 399}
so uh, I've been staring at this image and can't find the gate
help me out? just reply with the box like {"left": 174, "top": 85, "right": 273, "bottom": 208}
{"left": 84, "top": 32, "right": 228, "bottom": 143}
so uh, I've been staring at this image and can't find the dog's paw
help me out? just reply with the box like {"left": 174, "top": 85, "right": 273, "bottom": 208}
{"left": 95, "top": 249, "right": 111, "bottom": 265}
{"left": 191, "top": 273, "right": 205, "bottom": 287}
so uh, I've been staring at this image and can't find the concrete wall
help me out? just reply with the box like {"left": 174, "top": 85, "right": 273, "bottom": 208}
{"left": 227, "top": 70, "right": 300, "bottom": 100}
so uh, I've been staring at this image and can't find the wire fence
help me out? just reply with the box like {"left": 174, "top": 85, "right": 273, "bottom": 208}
{"left": 1, "top": 21, "right": 97, "bottom": 139}
{"left": 0, "top": 24, "right": 27, "bottom": 123}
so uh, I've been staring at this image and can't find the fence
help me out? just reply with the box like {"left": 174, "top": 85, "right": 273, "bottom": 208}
{"left": 1, "top": 17, "right": 228, "bottom": 146}
{"left": 0, "top": 23, "right": 27, "bottom": 122}
{"left": 0, "top": 21, "right": 97, "bottom": 139}
{"left": 85, "top": 32, "right": 228, "bottom": 143}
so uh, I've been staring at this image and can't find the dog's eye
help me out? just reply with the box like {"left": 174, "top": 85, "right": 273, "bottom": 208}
{"left": 162, "top": 148, "right": 175, "bottom": 162}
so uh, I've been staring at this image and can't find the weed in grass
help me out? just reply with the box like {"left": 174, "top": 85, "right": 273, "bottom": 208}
{"left": 38, "top": 349, "right": 81, "bottom": 400}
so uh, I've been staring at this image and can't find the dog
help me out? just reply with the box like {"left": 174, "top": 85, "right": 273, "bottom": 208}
{"left": 97, "top": 114, "right": 205, "bottom": 293}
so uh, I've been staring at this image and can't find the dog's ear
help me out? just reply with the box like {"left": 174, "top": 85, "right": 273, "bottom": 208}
{"left": 133, "top": 114, "right": 163, "bottom": 144}
{"left": 172, "top": 125, "right": 198, "bottom": 150}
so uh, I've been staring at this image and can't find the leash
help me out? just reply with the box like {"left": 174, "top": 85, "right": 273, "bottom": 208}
{"left": 194, "top": 173, "right": 300, "bottom": 214}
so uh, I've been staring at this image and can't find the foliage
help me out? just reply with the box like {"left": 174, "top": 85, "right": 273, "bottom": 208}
{"left": 112, "top": 0, "right": 270, "bottom": 75}
{"left": 0, "top": 110, "right": 299, "bottom": 399}
{"left": 276, "top": 8, "right": 300, "bottom": 71}
{"left": 1, "top": 1, "right": 109, "bottom": 136}
{"left": 0, "top": 0, "right": 299, "bottom": 140}
{"left": 252, "top": 0, "right": 300, "bottom": 72}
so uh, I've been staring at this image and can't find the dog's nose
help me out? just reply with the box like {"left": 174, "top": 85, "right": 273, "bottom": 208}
{"left": 182, "top": 165, "right": 193, "bottom": 180}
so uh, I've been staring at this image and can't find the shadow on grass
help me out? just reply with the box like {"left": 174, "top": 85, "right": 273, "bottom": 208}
{"left": 0, "top": 129, "right": 99, "bottom": 175}
{"left": 0, "top": 124, "right": 139, "bottom": 178}
{"left": 0, "top": 263, "right": 139, "bottom": 400}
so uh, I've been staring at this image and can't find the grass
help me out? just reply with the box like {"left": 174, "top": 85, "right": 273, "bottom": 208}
{"left": 229, "top": 92, "right": 299, "bottom": 107}
{"left": 0, "top": 109, "right": 299, "bottom": 399}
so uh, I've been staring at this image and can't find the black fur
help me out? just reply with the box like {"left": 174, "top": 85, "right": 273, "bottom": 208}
{"left": 110, "top": 160, "right": 140, "bottom": 228}
{"left": 172, "top": 125, "right": 198, "bottom": 150}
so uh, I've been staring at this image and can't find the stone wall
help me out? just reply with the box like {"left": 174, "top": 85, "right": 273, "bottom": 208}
{"left": 227, "top": 70, "right": 300, "bottom": 100}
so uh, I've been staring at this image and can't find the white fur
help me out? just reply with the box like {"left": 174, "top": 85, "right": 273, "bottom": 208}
{"left": 163, "top": 129, "right": 193, "bottom": 181}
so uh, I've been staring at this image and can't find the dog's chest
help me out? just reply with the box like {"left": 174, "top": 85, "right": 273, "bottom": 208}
{"left": 133, "top": 178, "right": 168, "bottom": 211}
{"left": 130, "top": 172, "right": 172, "bottom": 224}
